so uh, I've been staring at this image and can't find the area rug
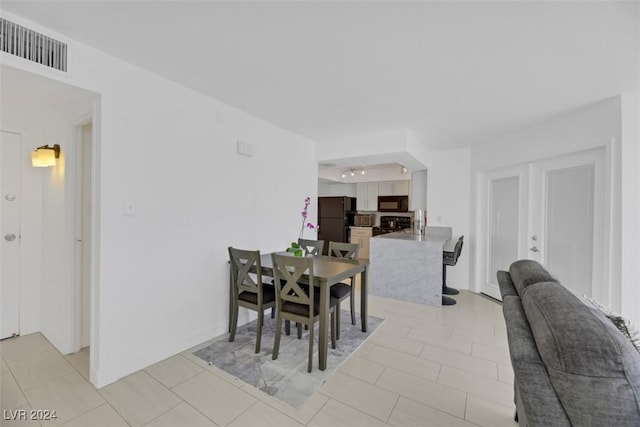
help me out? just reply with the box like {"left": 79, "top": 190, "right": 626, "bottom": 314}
{"left": 193, "top": 311, "right": 383, "bottom": 408}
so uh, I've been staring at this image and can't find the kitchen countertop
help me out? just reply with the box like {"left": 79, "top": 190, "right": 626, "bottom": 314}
{"left": 373, "top": 226, "right": 452, "bottom": 242}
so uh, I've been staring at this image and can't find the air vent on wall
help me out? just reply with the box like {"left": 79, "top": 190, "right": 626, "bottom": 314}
{"left": 0, "top": 18, "right": 67, "bottom": 72}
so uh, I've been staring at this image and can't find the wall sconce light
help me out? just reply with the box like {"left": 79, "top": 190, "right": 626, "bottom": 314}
{"left": 31, "top": 144, "right": 60, "bottom": 167}
{"left": 341, "top": 168, "right": 365, "bottom": 178}
{"left": 400, "top": 165, "right": 408, "bottom": 174}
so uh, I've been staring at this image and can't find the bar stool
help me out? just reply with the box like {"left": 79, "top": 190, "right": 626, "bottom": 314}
{"left": 442, "top": 235, "right": 463, "bottom": 306}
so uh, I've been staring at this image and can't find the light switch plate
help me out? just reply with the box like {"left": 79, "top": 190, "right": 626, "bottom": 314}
{"left": 237, "top": 140, "right": 253, "bottom": 157}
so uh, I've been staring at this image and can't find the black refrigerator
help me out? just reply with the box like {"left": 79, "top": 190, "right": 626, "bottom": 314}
{"left": 317, "top": 196, "right": 356, "bottom": 255}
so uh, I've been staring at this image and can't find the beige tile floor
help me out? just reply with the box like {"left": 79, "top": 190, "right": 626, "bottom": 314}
{"left": 1, "top": 291, "right": 518, "bottom": 427}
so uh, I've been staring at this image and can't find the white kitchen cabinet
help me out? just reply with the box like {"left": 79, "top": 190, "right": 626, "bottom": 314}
{"left": 356, "top": 182, "right": 378, "bottom": 211}
{"left": 394, "top": 180, "right": 410, "bottom": 195}
{"left": 350, "top": 227, "right": 373, "bottom": 259}
{"left": 319, "top": 182, "right": 358, "bottom": 197}
{"left": 378, "top": 180, "right": 409, "bottom": 196}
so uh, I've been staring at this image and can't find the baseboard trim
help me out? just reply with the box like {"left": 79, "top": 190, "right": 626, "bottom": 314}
{"left": 480, "top": 292, "right": 503, "bottom": 304}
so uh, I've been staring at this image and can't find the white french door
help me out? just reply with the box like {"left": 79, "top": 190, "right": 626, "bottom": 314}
{"left": 1, "top": 131, "right": 22, "bottom": 339}
{"left": 479, "top": 165, "right": 529, "bottom": 300}
{"left": 529, "top": 150, "right": 605, "bottom": 300}
{"left": 479, "top": 148, "right": 606, "bottom": 301}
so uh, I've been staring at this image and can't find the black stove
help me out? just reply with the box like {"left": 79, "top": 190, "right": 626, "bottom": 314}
{"left": 373, "top": 216, "right": 411, "bottom": 236}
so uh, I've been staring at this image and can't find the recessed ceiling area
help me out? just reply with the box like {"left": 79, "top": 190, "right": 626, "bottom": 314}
{"left": 1, "top": 1, "right": 637, "bottom": 163}
{"left": 319, "top": 162, "right": 410, "bottom": 184}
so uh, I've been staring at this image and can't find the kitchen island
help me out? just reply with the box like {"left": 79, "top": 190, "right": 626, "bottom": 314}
{"left": 369, "top": 226, "right": 452, "bottom": 306}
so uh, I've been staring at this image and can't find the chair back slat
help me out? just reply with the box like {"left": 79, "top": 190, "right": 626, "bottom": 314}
{"left": 298, "top": 238, "right": 324, "bottom": 256}
{"left": 229, "top": 247, "right": 261, "bottom": 295}
{"left": 328, "top": 241, "right": 360, "bottom": 260}
{"left": 272, "top": 254, "right": 315, "bottom": 311}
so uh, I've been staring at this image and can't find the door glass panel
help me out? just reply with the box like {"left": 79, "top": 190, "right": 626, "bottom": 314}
{"left": 488, "top": 177, "right": 519, "bottom": 286}
{"left": 545, "top": 165, "right": 594, "bottom": 296}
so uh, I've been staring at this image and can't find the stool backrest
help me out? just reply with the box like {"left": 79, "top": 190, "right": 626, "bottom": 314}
{"left": 452, "top": 235, "right": 464, "bottom": 264}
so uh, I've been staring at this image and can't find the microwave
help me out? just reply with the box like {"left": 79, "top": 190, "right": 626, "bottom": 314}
{"left": 378, "top": 196, "right": 409, "bottom": 212}
{"left": 354, "top": 214, "right": 374, "bottom": 227}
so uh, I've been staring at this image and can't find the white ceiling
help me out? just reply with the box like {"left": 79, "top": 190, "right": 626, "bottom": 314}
{"left": 1, "top": 1, "right": 638, "bottom": 154}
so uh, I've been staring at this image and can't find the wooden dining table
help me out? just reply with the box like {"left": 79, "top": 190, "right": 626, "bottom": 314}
{"left": 229, "top": 252, "right": 370, "bottom": 371}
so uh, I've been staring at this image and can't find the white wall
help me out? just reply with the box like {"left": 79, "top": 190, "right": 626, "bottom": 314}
{"left": 2, "top": 13, "right": 318, "bottom": 388}
{"left": 318, "top": 128, "right": 408, "bottom": 159}
{"left": 470, "top": 97, "right": 632, "bottom": 319}
{"left": 425, "top": 150, "right": 471, "bottom": 289}
{"left": 620, "top": 91, "right": 640, "bottom": 326}
{"left": 472, "top": 98, "right": 622, "bottom": 172}
{"left": 317, "top": 128, "right": 428, "bottom": 171}
{"left": 619, "top": 7, "right": 640, "bottom": 326}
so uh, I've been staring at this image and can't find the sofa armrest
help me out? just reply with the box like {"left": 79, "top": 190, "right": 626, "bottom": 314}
{"left": 503, "top": 295, "right": 571, "bottom": 426}
{"left": 497, "top": 271, "right": 518, "bottom": 298}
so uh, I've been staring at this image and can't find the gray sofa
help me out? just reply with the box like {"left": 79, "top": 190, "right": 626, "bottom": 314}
{"left": 498, "top": 260, "right": 640, "bottom": 426}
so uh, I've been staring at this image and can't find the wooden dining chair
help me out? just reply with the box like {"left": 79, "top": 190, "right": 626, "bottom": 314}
{"left": 294, "top": 238, "right": 325, "bottom": 331}
{"left": 328, "top": 241, "right": 360, "bottom": 338}
{"left": 297, "top": 238, "right": 324, "bottom": 256}
{"left": 228, "top": 247, "right": 276, "bottom": 353}
{"left": 271, "top": 253, "right": 337, "bottom": 372}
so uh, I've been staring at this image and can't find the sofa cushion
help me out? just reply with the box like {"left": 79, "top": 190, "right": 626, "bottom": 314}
{"left": 583, "top": 296, "right": 640, "bottom": 354}
{"left": 522, "top": 282, "right": 640, "bottom": 425}
{"left": 508, "top": 260, "right": 558, "bottom": 297}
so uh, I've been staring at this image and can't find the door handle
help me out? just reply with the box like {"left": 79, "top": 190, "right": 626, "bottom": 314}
{"left": 529, "top": 246, "right": 539, "bottom": 253}
{"left": 4, "top": 233, "right": 16, "bottom": 242}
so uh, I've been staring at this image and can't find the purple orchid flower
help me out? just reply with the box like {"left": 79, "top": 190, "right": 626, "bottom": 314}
{"left": 298, "top": 197, "right": 318, "bottom": 238}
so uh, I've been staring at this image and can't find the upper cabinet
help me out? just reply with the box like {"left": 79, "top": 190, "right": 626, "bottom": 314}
{"left": 319, "top": 182, "right": 357, "bottom": 197}
{"left": 356, "top": 182, "right": 379, "bottom": 211}
{"left": 378, "top": 180, "right": 410, "bottom": 196}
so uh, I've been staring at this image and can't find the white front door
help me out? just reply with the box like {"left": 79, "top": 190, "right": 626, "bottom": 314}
{"left": 1, "top": 131, "right": 22, "bottom": 339}
{"left": 479, "top": 148, "right": 606, "bottom": 301}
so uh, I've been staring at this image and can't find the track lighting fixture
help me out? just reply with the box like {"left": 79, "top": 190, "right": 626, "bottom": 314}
{"left": 341, "top": 168, "right": 365, "bottom": 178}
